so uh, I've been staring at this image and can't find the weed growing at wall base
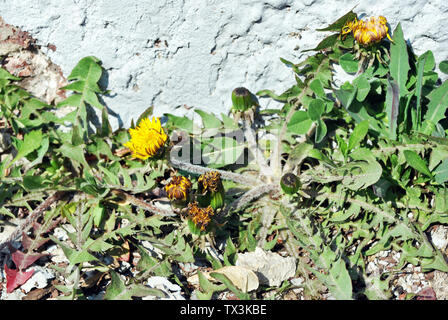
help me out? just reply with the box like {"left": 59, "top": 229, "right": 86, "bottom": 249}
{"left": 1, "top": 8, "right": 448, "bottom": 300}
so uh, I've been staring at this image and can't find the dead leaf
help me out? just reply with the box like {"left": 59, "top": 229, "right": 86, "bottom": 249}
{"left": 212, "top": 266, "right": 259, "bottom": 293}
{"left": 22, "top": 287, "right": 51, "bottom": 300}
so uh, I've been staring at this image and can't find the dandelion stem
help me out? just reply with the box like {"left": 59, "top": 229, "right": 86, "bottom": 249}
{"left": 169, "top": 156, "right": 261, "bottom": 186}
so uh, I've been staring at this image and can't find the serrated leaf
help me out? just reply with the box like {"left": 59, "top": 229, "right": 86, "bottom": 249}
{"left": 195, "top": 109, "right": 222, "bottom": 129}
{"left": 197, "top": 136, "right": 245, "bottom": 168}
{"left": 67, "top": 56, "right": 103, "bottom": 88}
{"left": 164, "top": 113, "right": 194, "bottom": 132}
{"left": 56, "top": 144, "right": 89, "bottom": 169}
{"left": 8, "top": 129, "right": 43, "bottom": 168}
{"left": 4, "top": 264, "right": 34, "bottom": 293}
{"left": 317, "top": 9, "right": 357, "bottom": 32}
{"left": 49, "top": 235, "right": 99, "bottom": 265}
{"left": 403, "top": 150, "right": 432, "bottom": 178}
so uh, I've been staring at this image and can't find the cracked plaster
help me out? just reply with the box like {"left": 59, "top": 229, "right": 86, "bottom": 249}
{"left": 0, "top": 0, "right": 447, "bottom": 129}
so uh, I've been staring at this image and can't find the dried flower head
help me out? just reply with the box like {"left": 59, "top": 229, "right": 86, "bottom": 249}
{"left": 187, "top": 201, "right": 215, "bottom": 231}
{"left": 198, "top": 171, "right": 222, "bottom": 194}
{"left": 124, "top": 117, "right": 168, "bottom": 160}
{"left": 165, "top": 175, "right": 192, "bottom": 202}
{"left": 343, "top": 16, "right": 393, "bottom": 46}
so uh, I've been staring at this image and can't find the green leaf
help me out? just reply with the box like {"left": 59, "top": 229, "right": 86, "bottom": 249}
{"left": 316, "top": 9, "right": 357, "bottom": 32}
{"left": 339, "top": 53, "right": 358, "bottom": 74}
{"left": 223, "top": 237, "right": 237, "bottom": 266}
{"left": 256, "top": 89, "right": 288, "bottom": 102}
{"left": 310, "top": 79, "right": 326, "bottom": 98}
{"left": 164, "top": 113, "right": 194, "bottom": 132}
{"left": 0, "top": 67, "right": 20, "bottom": 80}
{"left": 198, "top": 136, "right": 246, "bottom": 168}
{"left": 403, "top": 150, "right": 433, "bottom": 178}
{"left": 439, "top": 60, "right": 448, "bottom": 74}
{"left": 8, "top": 130, "right": 43, "bottom": 168}
{"left": 390, "top": 23, "right": 410, "bottom": 98}
{"left": 303, "top": 33, "right": 340, "bottom": 52}
{"left": 209, "top": 272, "right": 251, "bottom": 300}
{"left": 286, "top": 141, "right": 313, "bottom": 168}
{"left": 315, "top": 118, "right": 327, "bottom": 144}
{"left": 22, "top": 175, "right": 50, "bottom": 191}
{"left": 420, "top": 51, "right": 435, "bottom": 72}
{"left": 347, "top": 119, "right": 369, "bottom": 152}
{"left": 341, "top": 160, "right": 383, "bottom": 190}
{"left": 91, "top": 203, "right": 105, "bottom": 227}
{"left": 221, "top": 113, "right": 238, "bottom": 129}
{"left": 329, "top": 257, "right": 353, "bottom": 299}
{"left": 104, "top": 270, "right": 166, "bottom": 300}
{"left": 56, "top": 144, "right": 89, "bottom": 169}
{"left": 279, "top": 57, "right": 300, "bottom": 74}
{"left": 429, "top": 147, "right": 448, "bottom": 171}
{"left": 434, "top": 159, "right": 448, "bottom": 184}
{"left": 195, "top": 109, "right": 222, "bottom": 129}
{"left": 198, "top": 270, "right": 226, "bottom": 294}
{"left": 354, "top": 74, "right": 370, "bottom": 102}
{"left": 423, "top": 80, "right": 448, "bottom": 127}
{"left": 49, "top": 235, "right": 99, "bottom": 265}
{"left": 414, "top": 52, "right": 433, "bottom": 130}
{"left": 307, "top": 99, "right": 325, "bottom": 121}
{"left": 67, "top": 56, "right": 103, "bottom": 88}
{"left": 287, "top": 111, "right": 313, "bottom": 135}
{"left": 135, "top": 106, "right": 154, "bottom": 127}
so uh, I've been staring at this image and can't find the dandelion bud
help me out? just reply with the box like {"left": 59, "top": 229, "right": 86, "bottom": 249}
{"left": 280, "top": 173, "right": 300, "bottom": 195}
{"left": 231, "top": 87, "right": 255, "bottom": 112}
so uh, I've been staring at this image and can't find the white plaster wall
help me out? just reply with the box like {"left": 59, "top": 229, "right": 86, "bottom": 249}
{"left": 1, "top": 0, "right": 447, "bottom": 128}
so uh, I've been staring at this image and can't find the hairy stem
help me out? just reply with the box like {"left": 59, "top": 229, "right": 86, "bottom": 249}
{"left": 243, "top": 120, "right": 273, "bottom": 179}
{"left": 169, "top": 156, "right": 261, "bottom": 186}
{"left": 111, "top": 189, "right": 177, "bottom": 217}
{"left": 270, "top": 87, "right": 308, "bottom": 177}
{"left": 221, "top": 183, "right": 281, "bottom": 217}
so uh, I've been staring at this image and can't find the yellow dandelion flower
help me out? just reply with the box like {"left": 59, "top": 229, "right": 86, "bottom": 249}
{"left": 165, "top": 175, "right": 192, "bottom": 202}
{"left": 187, "top": 201, "right": 214, "bottom": 231}
{"left": 124, "top": 117, "right": 168, "bottom": 160}
{"left": 343, "top": 15, "right": 393, "bottom": 46}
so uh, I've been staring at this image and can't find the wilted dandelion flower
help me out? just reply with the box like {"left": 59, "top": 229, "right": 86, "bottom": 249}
{"left": 124, "top": 117, "right": 168, "bottom": 160}
{"left": 343, "top": 16, "right": 393, "bottom": 46}
{"left": 198, "top": 171, "right": 222, "bottom": 193}
{"left": 165, "top": 175, "right": 192, "bottom": 203}
{"left": 187, "top": 201, "right": 215, "bottom": 231}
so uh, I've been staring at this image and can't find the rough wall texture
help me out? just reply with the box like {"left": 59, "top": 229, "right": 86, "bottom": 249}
{"left": 0, "top": 0, "right": 447, "bottom": 128}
